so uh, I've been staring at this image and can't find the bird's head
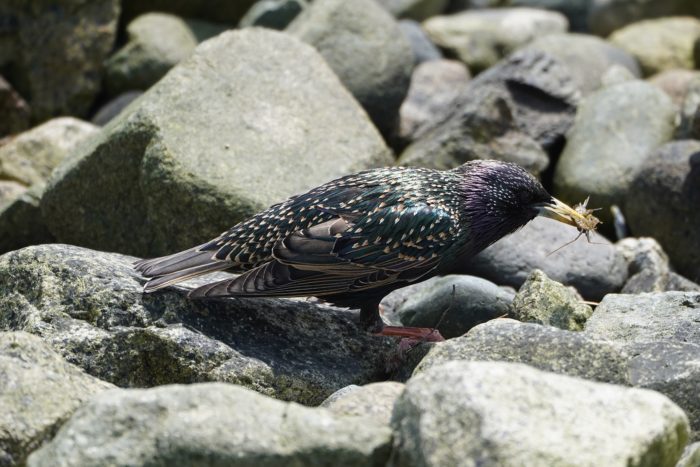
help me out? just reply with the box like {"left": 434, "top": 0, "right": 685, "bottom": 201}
{"left": 456, "top": 160, "right": 585, "bottom": 246}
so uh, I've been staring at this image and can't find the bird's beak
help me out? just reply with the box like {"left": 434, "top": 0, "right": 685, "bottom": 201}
{"left": 536, "top": 197, "right": 586, "bottom": 227}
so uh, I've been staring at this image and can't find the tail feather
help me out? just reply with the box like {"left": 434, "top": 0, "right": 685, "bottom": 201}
{"left": 135, "top": 248, "right": 231, "bottom": 292}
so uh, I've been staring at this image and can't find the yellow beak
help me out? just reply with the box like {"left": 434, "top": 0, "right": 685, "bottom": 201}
{"left": 537, "top": 197, "right": 588, "bottom": 227}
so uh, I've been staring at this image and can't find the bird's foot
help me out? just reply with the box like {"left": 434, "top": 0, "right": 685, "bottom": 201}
{"left": 372, "top": 325, "right": 444, "bottom": 342}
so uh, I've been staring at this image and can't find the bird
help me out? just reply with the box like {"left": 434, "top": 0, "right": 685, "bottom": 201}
{"left": 135, "top": 160, "right": 586, "bottom": 340}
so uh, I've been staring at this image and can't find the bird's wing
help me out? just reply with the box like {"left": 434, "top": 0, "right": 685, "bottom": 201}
{"left": 188, "top": 203, "right": 459, "bottom": 298}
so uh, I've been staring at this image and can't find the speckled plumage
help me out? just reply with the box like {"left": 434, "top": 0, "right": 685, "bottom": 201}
{"left": 136, "top": 160, "right": 553, "bottom": 330}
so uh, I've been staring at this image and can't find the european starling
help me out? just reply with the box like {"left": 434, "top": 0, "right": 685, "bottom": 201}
{"left": 135, "top": 160, "right": 585, "bottom": 339}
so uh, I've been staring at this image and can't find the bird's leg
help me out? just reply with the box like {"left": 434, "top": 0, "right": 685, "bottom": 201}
{"left": 359, "top": 303, "right": 444, "bottom": 342}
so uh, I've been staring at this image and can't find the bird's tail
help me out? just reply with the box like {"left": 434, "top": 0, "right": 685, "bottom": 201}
{"left": 134, "top": 247, "right": 230, "bottom": 292}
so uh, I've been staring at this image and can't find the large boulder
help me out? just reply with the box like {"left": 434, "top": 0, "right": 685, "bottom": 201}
{"left": 520, "top": 33, "right": 641, "bottom": 95}
{"left": 0, "top": 331, "right": 113, "bottom": 467}
{"left": 422, "top": 8, "right": 568, "bottom": 73}
{"left": 609, "top": 17, "right": 700, "bottom": 77}
{"left": 462, "top": 216, "right": 628, "bottom": 301}
{"left": 0, "top": 117, "right": 98, "bottom": 187}
{"left": 392, "top": 361, "right": 689, "bottom": 466}
{"left": 40, "top": 29, "right": 392, "bottom": 258}
{"left": 399, "top": 49, "right": 580, "bottom": 176}
{"left": 553, "top": 79, "right": 676, "bottom": 227}
{"left": 625, "top": 141, "right": 700, "bottom": 283}
{"left": 28, "top": 383, "right": 392, "bottom": 467}
{"left": 588, "top": 0, "right": 700, "bottom": 37}
{"left": 0, "top": 0, "right": 119, "bottom": 121}
{"left": 287, "top": 0, "right": 414, "bottom": 136}
{"left": 0, "top": 244, "right": 400, "bottom": 405}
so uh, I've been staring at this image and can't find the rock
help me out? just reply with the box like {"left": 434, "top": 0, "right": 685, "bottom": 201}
{"left": 392, "top": 360, "right": 689, "bottom": 466}
{"left": 398, "top": 59, "right": 469, "bottom": 146}
{"left": 625, "top": 141, "right": 700, "bottom": 282}
{"left": 616, "top": 237, "right": 700, "bottom": 294}
{"left": 676, "top": 77, "right": 700, "bottom": 140}
{"left": 553, "top": 79, "right": 676, "bottom": 227}
{"left": 120, "top": 0, "right": 257, "bottom": 25}
{"left": 321, "top": 382, "right": 404, "bottom": 425}
{"left": 462, "top": 216, "right": 627, "bottom": 301}
{"left": 0, "top": 180, "right": 25, "bottom": 209}
{"left": 609, "top": 17, "right": 700, "bottom": 77}
{"left": 0, "top": 244, "right": 400, "bottom": 405}
{"left": 90, "top": 91, "right": 143, "bottom": 126}
{"left": 399, "top": 19, "right": 443, "bottom": 64}
{"left": 649, "top": 69, "right": 700, "bottom": 106}
{"left": 395, "top": 275, "right": 514, "bottom": 338}
{"left": 0, "top": 75, "right": 29, "bottom": 137}
{"left": 585, "top": 292, "right": 700, "bottom": 344}
{"left": 627, "top": 341, "right": 700, "bottom": 442}
{"left": 588, "top": 0, "right": 700, "bottom": 37}
{"left": 0, "top": 117, "right": 98, "bottom": 187}
{"left": 104, "top": 13, "right": 228, "bottom": 97}
{"left": 0, "top": 0, "right": 119, "bottom": 121}
{"left": 509, "top": 0, "right": 591, "bottom": 32}
{"left": 422, "top": 8, "right": 568, "bottom": 73}
{"left": 414, "top": 319, "right": 631, "bottom": 384}
{"left": 520, "top": 33, "right": 641, "bottom": 96}
{"left": 677, "top": 442, "right": 700, "bottom": 467}
{"left": 375, "top": 0, "right": 449, "bottom": 20}
{"left": 510, "top": 269, "right": 593, "bottom": 330}
{"left": 238, "top": 0, "right": 306, "bottom": 29}
{"left": 399, "top": 49, "right": 580, "bottom": 176}
{"left": 28, "top": 383, "right": 392, "bottom": 467}
{"left": 0, "top": 331, "right": 114, "bottom": 467}
{"left": 40, "top": 29, "right": 391, "bottom": 257}
{"left": 601, "top": 63, "right": 637, "bottom": 86}
{"left": 0, "top": 183, "right": 54, "bottom": 254}
{"left": 288, "top": 0, "right": 413, "bottom": 137}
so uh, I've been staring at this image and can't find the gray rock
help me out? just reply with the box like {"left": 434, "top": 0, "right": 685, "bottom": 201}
{"left": 0, "top": 183, "right": 54, "bottom": 253}
{"left": 321, "top": 382, "right": 404, "bottom": 426}
{"left": 392, "top": 360, "right": 689, "bottom": 467}
{"left": 395, "top": 275, "right": 514, "bottom": 338}
{"left": 601, "top": 63, "right": 637, "bottom": 86}
{"left": 588, "top": 0, "right": 700, "bottom": 37}
{"left": 399, "top": 49, "right": 580, "bottom": 176}
{"left": 28, "top": 383, "right": 392, "bottom": 467}
{"left": 677, "top": 442, "right": 700, "bottom": 467}
{"left": 625, "top": 141, "right": 700, "bottom": 282}
{"left": 239, "top": 0, "right": 306, "bottom": 29}
{"left": 616, "top": 237, "right": 699, "bottom": 294}
{"left": 399, "top": 19, "right": 443, "bottom": 64}
{"left": 375, "top": 0, "right": 449, "bottom": 20}
{"left": 0, "top": 244, "right": 401, "bottom": 405}
{"left": 0, "top": 181, "right": 25, "bottom": 209}
{"left": 90, "top": 91, "right": 143, "bottom": 126}
{"left": 40, "top": 29, "right": 391, "bottom": 257}
{"left": 120, "top": 0, "right": 257, "bottom": 25}
{"left": 0, "top": 117, "right": 98, "bottom": 187}
{"left": 609, "top": 17, "right": 700, "bottom": 77}
{"left": 676, "top": 77, "right": 700, "bottom": 140}
{"left": 586, "top": 292, "right": 700, "bottom": 345}
{"left": 553, "top": 79, "right": 676, "bottom": 227}
{"left": 462, "top": 216, "right": 627, "bottom": 301}
{"left": 104, "top": 13, "right": 197, "bottom": 96}
{"left": 414, "top": 319, "right": 631, "bottom": 384}
{"left": 509, "top": 0, "right": 591, "bottom": 32}
{"left": 0, "top": 331, "right": 113, "bottom": 467}
{"left": 0, "top": 75, "right": 29, "bottom": 138}
{"left": 649, "top": 69, "right": 700, "bottom": 106}
{"left": 520, "top": 33, "right": 641, "bottom": 96}
{"left": 0, "top": 0, "right": 119, "bottom": 121}
{"left": 398, "top": 59, "right": 469, "bottom": 146}
{"left": 287, "top": 0, "right": 414, "bottom": 136}
{"left": 510, "top": 269, "right": 593, "bottom": 331}
{"left": 422, "top": 8, "right": 568, "bottom": 73}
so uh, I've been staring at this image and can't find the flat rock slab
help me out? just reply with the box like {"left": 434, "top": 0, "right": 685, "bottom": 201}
{"left": 40, "top": 28, "right": 391, "bottom": 257}
{"left": 0, "top": 331, "right": 114, "bottom": 467}
{"left": 28, "top": 383, "right": 392, "bottom": 467}
{"left": 392, "top": 361, "right": 689, "bottom": 467}
{"left": 0, "top": 244, "right": 399, "bottom": 405}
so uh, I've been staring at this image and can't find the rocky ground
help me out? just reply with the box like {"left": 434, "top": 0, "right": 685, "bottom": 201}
{"left": 1, "top": 0, "right": 700, "bottom": 466}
